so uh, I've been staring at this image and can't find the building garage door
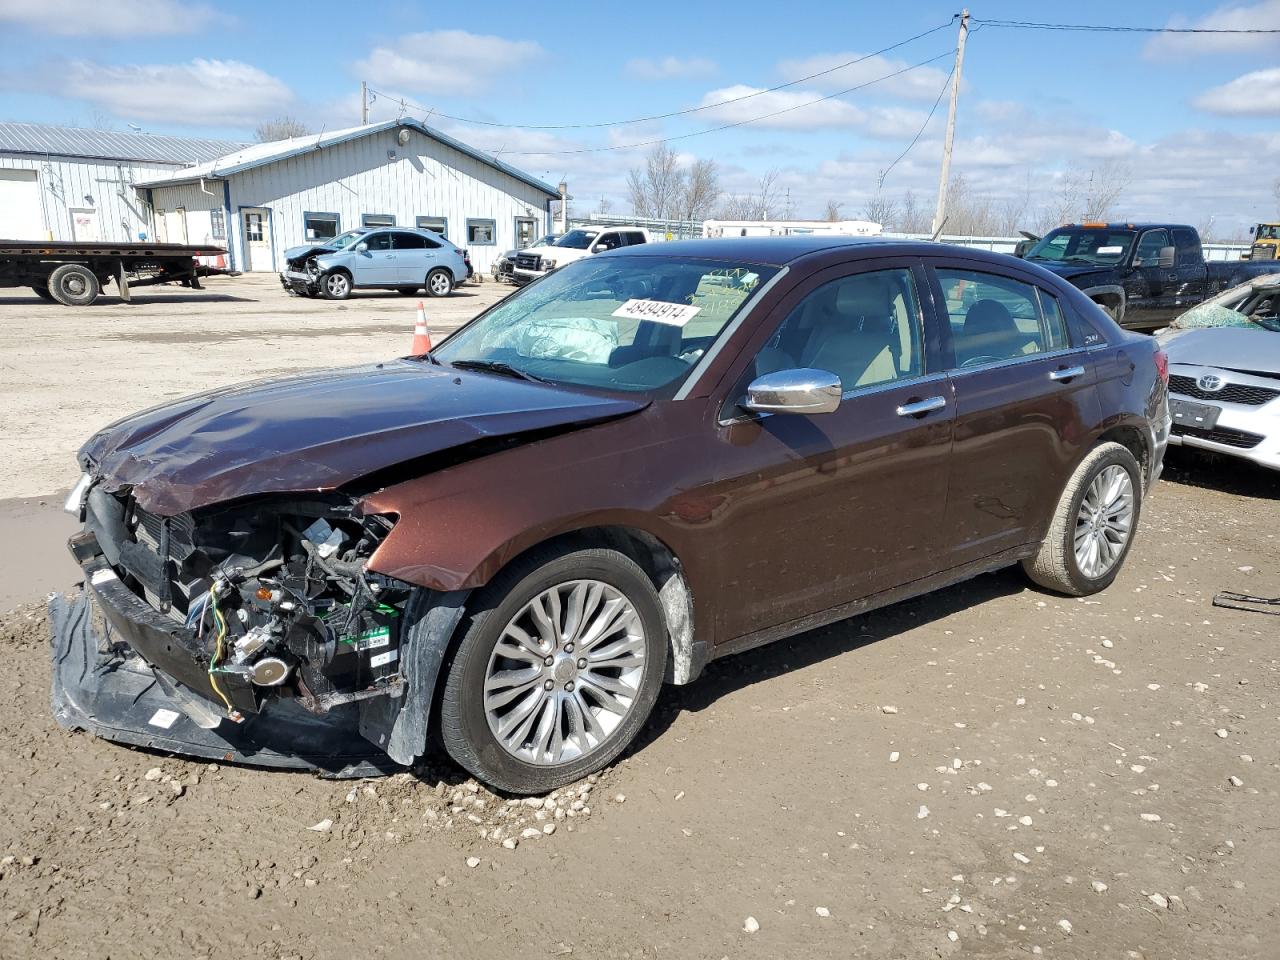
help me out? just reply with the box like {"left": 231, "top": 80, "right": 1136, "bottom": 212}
{"left": 0, "top": 169, "right": 44, "bottom": 239}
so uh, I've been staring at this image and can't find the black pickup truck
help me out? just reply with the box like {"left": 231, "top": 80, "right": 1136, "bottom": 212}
{"left": 1019, "top": 223, "right": 1276, "bottom": 331}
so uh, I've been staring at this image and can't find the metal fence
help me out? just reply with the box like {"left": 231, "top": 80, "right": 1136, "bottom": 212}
{"left": 566, "top": 215, "right": 703, "bottom": 240}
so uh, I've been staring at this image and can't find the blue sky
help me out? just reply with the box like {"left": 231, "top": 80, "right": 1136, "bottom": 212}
{"left": 1, "top": 0, "right": 1277, "bottom": 235}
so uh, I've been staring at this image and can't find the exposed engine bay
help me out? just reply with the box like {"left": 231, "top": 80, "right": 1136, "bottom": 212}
{"left": 84, "top": 485, "right": 410, "bottom": 718}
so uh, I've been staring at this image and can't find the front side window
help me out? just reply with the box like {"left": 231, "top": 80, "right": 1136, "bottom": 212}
{"left": 362, "top": 231, "right": 392, "bottom": 251}
{"left": 362, "top": 213, "right": 396, "bottom": 227}
{"left": 753, "top": 269, "right": 924, "bottom": 391}
{"left": 938, "top": 268, "right": 1069, "bottom": 367}
{"left": 304, "top": 212, "right": 339, "bottom": 241}
{"left": 467, "top": 218, "right": 496, "bottom": 245}
{"left": 594, "top": 232, "right": 624, "bottom": 251}
{"left": 434, "top": 256, "right": 778, "bottom": 394}
{"left": 1134, "top": 229, "right": 1171, "bottom": 266}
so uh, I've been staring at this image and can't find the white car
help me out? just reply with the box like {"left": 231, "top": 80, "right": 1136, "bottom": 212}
{"left": 1157, "top": 277, "right": 1280, "bottom": 470}
{"left": 511, "top": 227, "right": 648, "bottom": 282}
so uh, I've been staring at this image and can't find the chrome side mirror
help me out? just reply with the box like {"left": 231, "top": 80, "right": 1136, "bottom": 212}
{"left": 742, "top": 368, "right": 842, "bottom": 415}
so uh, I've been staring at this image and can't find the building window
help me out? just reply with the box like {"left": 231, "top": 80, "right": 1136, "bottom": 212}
{"left": 304, "top": 211, "right": 340, "bottom": 241}
{"left": 466, "top": 218, "right": 496, "bottom": 245}
{"left": 362, "top": 213, "right": 396, "bottom": 227}
{"left": 210, "top": 209, "right": 226, "bottom": 240}
{"left": 417, "top": 215, "right": 447, "bottom": 237}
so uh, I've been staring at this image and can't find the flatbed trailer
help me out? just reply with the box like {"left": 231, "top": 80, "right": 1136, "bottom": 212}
{"left": 0, "top": 240, "right": 231, "bottom": 306}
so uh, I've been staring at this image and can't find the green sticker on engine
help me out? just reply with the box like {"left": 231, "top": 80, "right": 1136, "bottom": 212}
{"left": 340, "top": 626, "right": 391, "bottom": 651}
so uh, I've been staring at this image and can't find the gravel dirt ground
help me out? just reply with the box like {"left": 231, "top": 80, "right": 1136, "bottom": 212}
{"left": 1, "top": 277, "right": 1277, "bottom": 959}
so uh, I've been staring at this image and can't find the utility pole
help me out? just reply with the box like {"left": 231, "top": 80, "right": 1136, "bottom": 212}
{"left": 360, "top": 81, "right": 369, "bottom": 125}
{"left": 930, "top": 9, "right": 969, "bottom": 239}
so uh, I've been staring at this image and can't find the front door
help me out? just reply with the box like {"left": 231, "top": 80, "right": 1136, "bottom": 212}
{"left": 1123, "top": 227, "right": 1176, "bottom": 325}
{"left": 710, "top": 263, "right": 954, "bottom": 643}
{"left": 351, "top": 231, "right": 399, "bottom": 284}
{"left": 240, "top": 208, "right": 273, "bottom": 271}
{"left": 515, "top": 217, "right": 537, "bottom": 248}
{"left": 69, "top": 207, "right": 100, "bottom": 242}
{"left": 930, "top": 263, "right": 1095, "bottom": 566}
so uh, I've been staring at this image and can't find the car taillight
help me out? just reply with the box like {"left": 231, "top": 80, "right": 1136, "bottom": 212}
{"left": 1154, "top": 348, "right": 1169, "bottom": 384}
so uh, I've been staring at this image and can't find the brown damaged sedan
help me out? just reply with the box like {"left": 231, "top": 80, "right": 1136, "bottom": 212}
{"left": 54, "top": 238, "right": 1170, "bottom": 793}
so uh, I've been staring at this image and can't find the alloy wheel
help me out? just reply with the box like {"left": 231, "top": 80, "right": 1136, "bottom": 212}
{"left": 483, "top": 579, "right": 646, "bottom": 766}
{"left": 1073, "top": 464, "right": 1134, "bottom": 579}
{"left": 325, "top": 274, "right": 349, "bottom": 297}
{"left": 429, "top": 271, "right": 451, "bottom": 296}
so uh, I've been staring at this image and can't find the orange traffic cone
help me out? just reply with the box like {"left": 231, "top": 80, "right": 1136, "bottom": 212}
{"left": 411, "top": 301, "right": 432, "bottom": 354}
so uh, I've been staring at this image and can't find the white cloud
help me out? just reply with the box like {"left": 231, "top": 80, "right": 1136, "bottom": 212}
{"left": 0, "top": 0, "right": 214, "bottom": 35}
{"left": 48, "top": 59, "right": 294, "bottom": 127}
{"left": 624, "top": 56, "right": 717, "bottom": 80}
{"left": 1192, "top": 68, "right": 1280, "bottom": 115}
{"left": 1145, "top": 0, "right": 1280, "bottom": 57}
{"left": 353, "top": 31, "right": 543, "bottom": 97}
{"left": 696, "top": 84, "right": 865, "bottom": 130}
{"left": 775, "top": 52, "right": 952, "bottom": 101}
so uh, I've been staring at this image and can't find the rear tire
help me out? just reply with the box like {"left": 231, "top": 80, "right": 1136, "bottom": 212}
{"left": 1022, "top": 441, "right": 1143, "bottom": 596}
{"left": 426, "top": 268, "right": 453, "bottom": 298}
{"left": 46, "top": 264, "right": 100, "bottom": 306}
{"left": 439, "top": 546, "right": 667, "bottom": 794}
{"left": 321, "top": 270, "right": 352, "bottom": 300}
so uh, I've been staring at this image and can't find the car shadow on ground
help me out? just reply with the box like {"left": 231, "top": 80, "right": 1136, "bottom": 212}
{"left": 631, "top": 567, "right": 1030, "bottom": 754}
{"left": 1160, "top": 447, "right": 1278, "bottom": 500}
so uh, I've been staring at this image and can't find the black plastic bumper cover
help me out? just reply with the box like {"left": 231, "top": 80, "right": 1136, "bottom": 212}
{"left": 48, "top": 589, "right": 402, "bottom": 779}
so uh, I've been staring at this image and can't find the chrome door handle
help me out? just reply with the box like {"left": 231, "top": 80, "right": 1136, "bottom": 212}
{"left": 1049, "top": 365, "right": 1086, "bottom": 381}
{"left": 896, "top": 396, "right": 947, "bottom": 417}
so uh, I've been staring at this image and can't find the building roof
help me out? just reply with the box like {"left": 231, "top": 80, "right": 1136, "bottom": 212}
{"left": 0, "top": 121, "right": 246, "bottom": 165}
{"left": 133, "top": 119, "right": 559, "bottom": 197}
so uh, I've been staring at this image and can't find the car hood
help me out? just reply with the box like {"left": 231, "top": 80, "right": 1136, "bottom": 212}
{"left": 1157, "top": 326, "right": 1280, "bottom": 374}
{"left": 81, "top": 361, "right": 648, "bottom": 515}
{"left": 1024, "top": 260, "right": 1117, "bottom": 285}
{"left": 283, "top": 243, "right": 339, "bottom": 262}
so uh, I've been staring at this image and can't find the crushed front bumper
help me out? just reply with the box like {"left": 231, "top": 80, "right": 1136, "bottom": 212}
{"left": 279, "top": 269, "right": 320, "bottom": 295}
{"left": 49, "top": 533, "right": 402, "bottom": 778}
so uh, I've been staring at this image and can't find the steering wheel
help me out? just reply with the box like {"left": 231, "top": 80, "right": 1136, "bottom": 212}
{"left": 961, "top": 355, "right": 1002, "bottom": 368}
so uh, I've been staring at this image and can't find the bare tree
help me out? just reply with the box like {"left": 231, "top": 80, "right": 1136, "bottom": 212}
{"left": 1039, "top": 161, "right": 1132, "bottom": 229}
{"left": 679, "top": 158, "right": 721, "bottom": 221}
{"left": 255, "top": 116, "right": 311, "bottom": 142}
{"left": 824, "top": 199, "right": 844, "bottom": 222}
{"left": 861, "top": 194, "right": 899, "bottom": 230}
{"left": 717, "top": 169, "right": 781, "bottom": 221}
{"left": 596, "top": 195, "right": 612, "bottom": 216}
{"left": 898, "top": 190, "right": 929, "bottom": 233}
{"left": 627, "top": 144, "right": 686, "bottom": 221}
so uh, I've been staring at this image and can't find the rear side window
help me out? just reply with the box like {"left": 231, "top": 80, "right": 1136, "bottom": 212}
{"left": 1171, "top": 227, "right": 1201, "bottom": 266}
{"left": 936, "top": 269, "right": 1069, "bottom": 368}
{"left": 754, "top": 268, "right": 925, "bottom": 390}
{"left": 624, "top": 232, "right": 647, "bottom": 246}
{"left": 392, "top": 231, "right": 439, "bottom": 249}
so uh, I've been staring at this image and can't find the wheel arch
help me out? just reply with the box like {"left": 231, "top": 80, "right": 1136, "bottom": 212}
{"left": 1095, "top": 421, "right": 1152, "bottom": 487}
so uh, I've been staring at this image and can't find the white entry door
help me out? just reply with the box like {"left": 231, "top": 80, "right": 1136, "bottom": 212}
{"left": 70, "top": 207, "right": 100, "bottom": 242}
{"left": 241, "top": 208, "right": 273, "bottom": 271}
{"left": 0, "top": 169, "right": 44, "bottom": 239}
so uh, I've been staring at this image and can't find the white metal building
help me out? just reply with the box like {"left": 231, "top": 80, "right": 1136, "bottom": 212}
{"left": 135, "top": 120, "right": 560, "bottom": 274}
{"left": 0, "top": 122, "right": 243, "bottom": 243}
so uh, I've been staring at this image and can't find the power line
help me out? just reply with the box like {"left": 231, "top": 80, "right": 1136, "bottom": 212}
{"left": 365, "top": 18, "right": 956, "bottom": 132}
{"left": 496, "top": 50, "right": 956, "bottom": 156}
{"left": 877, "top": 63, "right": 954, "bottom": 188}
{"left": 969, "top": 17, "right": 1280, "bottom": 34}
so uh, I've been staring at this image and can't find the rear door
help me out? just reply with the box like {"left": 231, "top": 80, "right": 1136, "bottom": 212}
{"left": 391, "top": 230, "right": 439, "bottom": 284}
{"left": 928, "top": 262, "right": 1097, "bottom": 567}
{"left": 710, "top": 261, "right": 955, "bottom": 642}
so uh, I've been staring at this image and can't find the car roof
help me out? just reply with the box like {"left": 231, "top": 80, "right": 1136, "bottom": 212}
{"left": 1052, "top": 223, "right": 1194, "bottom": 231}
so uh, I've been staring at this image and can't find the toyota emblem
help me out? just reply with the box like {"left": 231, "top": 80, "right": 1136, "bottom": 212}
{"left": 1197, "top": 373, "right": 1225, "bottom": 392}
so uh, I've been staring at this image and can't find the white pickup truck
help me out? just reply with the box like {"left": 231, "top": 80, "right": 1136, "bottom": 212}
{"left": 511, "top": 226, "right": 649, "bottom": 283}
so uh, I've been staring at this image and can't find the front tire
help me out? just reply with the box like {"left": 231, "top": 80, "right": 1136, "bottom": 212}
{"left": 439, "top": 546, "right": 667, "bottom": 794}
{"left": 321, "top": 270, "right": 352, "bottom": 300}
{"left": 426, "top": 267, "right": 454, "bottom": 298}
{"left": 46, "top": 263, "right": 100, "bottom": 306}
{"left": 1023, "top": 441, "right": 1143, "bottom": 596}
